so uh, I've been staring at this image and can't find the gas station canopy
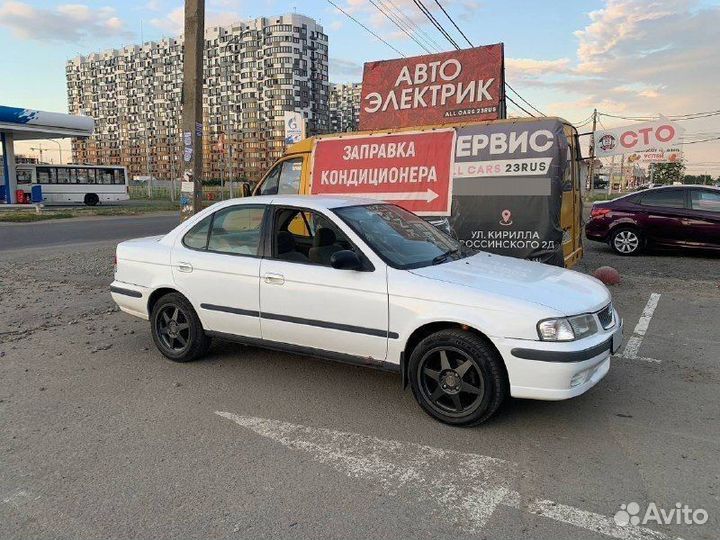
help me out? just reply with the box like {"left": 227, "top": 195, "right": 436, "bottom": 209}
{"left": 0, "top": 105, "right": 94, "bottom": 140}
{"left": 0, "top": 105, "right": 94, "bottom": 203}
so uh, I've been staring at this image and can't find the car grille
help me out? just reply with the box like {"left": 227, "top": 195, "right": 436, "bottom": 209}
{"left": 596, "top": 304, "right": 614, "bottom": 329}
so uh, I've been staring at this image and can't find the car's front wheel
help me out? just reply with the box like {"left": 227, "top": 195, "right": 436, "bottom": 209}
{"left": 610, "top": 227, "right": 643, "bottom": 255}
{"left": 150, "top": 292, "right": 211, "bottom": 362}
{"left": 408, "top": 329, "right": 507, "bottom": 426}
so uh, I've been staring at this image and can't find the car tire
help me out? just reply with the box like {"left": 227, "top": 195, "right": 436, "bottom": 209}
{"left": 150, "top": 292, "right": 211, "bottom": 362}
{"left": 408, "top": 329, "right": 507, "bottom": 426}
{"left": 610, "top": 227, "right": 643, "bottom": 255}
{"left": 84, "top": 193, "right": 99, "bottom": 206}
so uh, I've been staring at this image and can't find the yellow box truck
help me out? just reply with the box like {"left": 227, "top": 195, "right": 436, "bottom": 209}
{"left": 252, "top": 117, "right": 583, "bottom": 267}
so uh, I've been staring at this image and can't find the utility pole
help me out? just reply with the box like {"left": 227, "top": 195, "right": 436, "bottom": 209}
{"left": 586, "top": 108, "right": 597, "bottom": 191}
{"left": 180, "top": 0, "right": 205, "bottom": 220}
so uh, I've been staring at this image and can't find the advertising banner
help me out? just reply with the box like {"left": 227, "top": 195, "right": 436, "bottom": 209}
{"left": 443, "top": 119, "right": 568, "bottom": 265}
{"left": 358, "top": 44, "right": 504, "bottom": 131}
{"left": 284, "top": 111, "right": 305, "bottom": 146}
{"left": 594, "top": 116, "right": 683, "bottom": 158}
{"left": 309, "top": 130, "right": 455, "bottom": 215}
{"left": 627, "top": 147, "right": 683, "bottom": 163}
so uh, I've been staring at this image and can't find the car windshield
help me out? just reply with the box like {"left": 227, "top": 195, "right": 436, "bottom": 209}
{"left": 333, "top": 204, "right": 468, "bottom": 269}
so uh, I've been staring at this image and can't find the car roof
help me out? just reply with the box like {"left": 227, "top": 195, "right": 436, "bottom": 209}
{"left": 212, "top": 194, "right": 381, "bottom": 210}
{"left": 604, "top": 184, "right": 719, "bottom": 204}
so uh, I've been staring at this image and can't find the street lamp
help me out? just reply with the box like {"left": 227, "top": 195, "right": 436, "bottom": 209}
{"left": 48, "top": 139, "right": 63, "bottom": 164}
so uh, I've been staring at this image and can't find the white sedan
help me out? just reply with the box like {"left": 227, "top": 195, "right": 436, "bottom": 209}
{"left": 111, "top": 195, "right": 623, "bottom": 426}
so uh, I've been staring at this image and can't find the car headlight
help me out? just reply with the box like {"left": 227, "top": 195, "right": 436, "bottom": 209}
{"left": 537, "top": 314, "right": 598, "bottom": 341}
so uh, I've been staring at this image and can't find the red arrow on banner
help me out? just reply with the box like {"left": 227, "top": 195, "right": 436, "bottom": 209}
{"left": 338, "top": 188, "right": 439, "bottom": 203}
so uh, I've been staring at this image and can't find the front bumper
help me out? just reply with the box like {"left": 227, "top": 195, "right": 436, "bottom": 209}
{"left": 494, "top": 316, "right": 623, "bottom": 400}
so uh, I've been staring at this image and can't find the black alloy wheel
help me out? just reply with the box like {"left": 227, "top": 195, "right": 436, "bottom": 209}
{"left": 150, "top": 292, "right": 210, "bottom": 362}
{"left": 156, "top": 304, "right": 191, "bottom": 353}
{"left": 409, "top": 329, "right": 507, "bottom": 426}
{"left": 418, "top": 346, "right": 485, "bottom": 418}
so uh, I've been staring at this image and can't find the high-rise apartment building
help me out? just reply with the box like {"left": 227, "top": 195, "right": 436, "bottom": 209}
{"left": 66, "top": 13, "right": 329, "bottom": 182}
{"left": 329, "top": 83, "right": 361, "bottom": 132}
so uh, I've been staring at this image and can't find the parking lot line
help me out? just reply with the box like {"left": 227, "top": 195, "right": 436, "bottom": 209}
{"left": 617, "top": 293, "right": 662, "bottom": 363}
{"left": 216, "top": 412, "right": 679, "bottom": 540}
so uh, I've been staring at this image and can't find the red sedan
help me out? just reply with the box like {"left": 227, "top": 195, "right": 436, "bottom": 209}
{"left": 585, "top": 185, "right": 720, "bottom": 255}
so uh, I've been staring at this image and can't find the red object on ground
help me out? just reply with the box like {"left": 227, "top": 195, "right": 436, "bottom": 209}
{"left": 593, "top": 266, "right": 621, "bottom": 285}
{"left": 15, "top": 190, "right": 27, "bottom": 204}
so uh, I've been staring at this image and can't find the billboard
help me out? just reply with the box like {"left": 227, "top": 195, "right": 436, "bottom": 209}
{"left": 627, "top": 148, "right": 683, "bottom": 163}
{"left": 443, "top": 119, "right": 568, "bottom": 265}
{"left": 284, "top": 111, "right": 305, "bottom": 146}
{"left": 594, "top": 117, "right": 683, "bottom": 158}
{"left": 358, "top": 44, "right": 504, "bottom": 131}
{"left": 309, "top": 130, "right": 455, "bottom": 215}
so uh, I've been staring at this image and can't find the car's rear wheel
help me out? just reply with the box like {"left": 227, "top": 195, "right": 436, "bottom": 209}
{"left": 150, "top": 292, "right": 210, "bottom": 362}
{"left": 408, "top": 329, "right": 507, "bottom": 426}
{"left": 84, "top": 193, "right": 99, "bottom": 206}
{"left": 610, "top": 227, "right": 643, "bottom": 255}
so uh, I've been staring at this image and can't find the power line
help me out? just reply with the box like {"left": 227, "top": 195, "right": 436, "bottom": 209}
{"left": 378, "top": 0, "right": 440, "bottom": 52}
{"left": 505, "top": 83, "right": 545, "bottom": 116}
{"left": 369, "top": 0, "right": 432, "bottom": 54}
{"left": 683, "top": 136, "right": 720, "bottom": 145}
{"left": 423, "top": 0, "right": 545, "bottom": 116}
{"left": 326, "top": 0, "right": 407, "bottom": 58}
{"left": 505, "top": 94, "right": 535, "bottom": 117}
{"left": 432, "top": 0, "right": 473, "bottom": 47}
{"left": 381, "top": 0, "right": 443, "bottom": 52}
{"left": 412, "top": 0, "right": 461, "bottom": 50}
{"left": 599, "top": 110, "right": 720, "bottom": 122}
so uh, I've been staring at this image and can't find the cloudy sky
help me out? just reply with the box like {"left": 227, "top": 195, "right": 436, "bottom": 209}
{"left": 0, "top": 0, "right": 718, "bottom": 173}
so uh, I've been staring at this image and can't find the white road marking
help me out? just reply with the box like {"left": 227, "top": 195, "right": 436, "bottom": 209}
{"left": 1, "top": 489, "right": 29, "bottom": 508}
{"left": 617, "top": 293, "right": 661, "bottom": 363}
{"left": 216, "top": 412, "right": 680, "bottom": 540}
{"left": 631, "top": 293, "right": 661, "bottom": 337}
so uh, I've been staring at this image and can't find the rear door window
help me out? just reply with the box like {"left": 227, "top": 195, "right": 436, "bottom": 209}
{"left": 207, "top": 205, "right": 266, "bottom": 256}
{"left": 638, "top": 189, "right": 685, "bottom": 209}
{"left": 690, "top": 190, "right": 720, "bottom": 213}
{"left": 182, "top": 215, "right": 212, "bottom": 250}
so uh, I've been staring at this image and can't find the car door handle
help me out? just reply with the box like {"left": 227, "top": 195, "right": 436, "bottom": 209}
{"left": 264, "top": 273, "right": 285, "bottom": 285}
{"left": 176, "top": 262, "right": 193, "bottom": 273}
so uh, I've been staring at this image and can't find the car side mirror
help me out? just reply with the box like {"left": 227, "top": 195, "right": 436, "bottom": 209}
{"left": 241, "top": 183, "right": 251, "bottom": 197}
{"left": 330, "top": 250, "right": 362, "bottom": 270}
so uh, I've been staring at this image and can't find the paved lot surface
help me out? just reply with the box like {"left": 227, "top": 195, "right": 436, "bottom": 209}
{"left": 1, "top": 216, "right": 718, "bottom": 539}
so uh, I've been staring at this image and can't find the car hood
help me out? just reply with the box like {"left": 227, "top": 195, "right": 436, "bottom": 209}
{"left": 409, "top": 253, "right": 611, "bottom": 316}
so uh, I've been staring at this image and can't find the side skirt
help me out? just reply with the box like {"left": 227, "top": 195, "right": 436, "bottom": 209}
{"left": 206, "top": 330, "right": 401, "bottom": 374}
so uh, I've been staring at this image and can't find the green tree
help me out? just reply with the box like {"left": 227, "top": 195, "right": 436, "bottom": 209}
{"left": 651, "top": 161, "right": 686, "bottom": 184}
{"left": 683, "top": 174, "right": 713, "bottom": 185}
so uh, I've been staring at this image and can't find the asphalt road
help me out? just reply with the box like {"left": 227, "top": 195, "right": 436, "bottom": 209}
{"left": 1, "top": 217, "right": 718, "bottom": 540}
{"left": 0, "top": 213, "right": 178, "bottom": 251}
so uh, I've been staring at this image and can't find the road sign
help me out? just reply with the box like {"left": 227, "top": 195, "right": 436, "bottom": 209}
{"left": 310, "top": 130, "right": 455, "bottom": 215}
{"left": 284, "top": 111, "right": 305, "bottom": 146}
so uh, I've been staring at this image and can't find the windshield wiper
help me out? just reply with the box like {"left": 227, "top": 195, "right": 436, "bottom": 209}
{"left": 432, "top": 248, "right": 458, "bottom": 265}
